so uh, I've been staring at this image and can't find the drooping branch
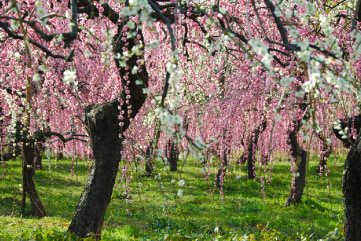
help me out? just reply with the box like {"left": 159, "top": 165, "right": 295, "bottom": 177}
{"left": 262, "top": 0, "right": 291, "bottom": 46}
{"left": 0, "top": 0, "right": 79, "bottom": 58}
{"left": 148, "top": 0, "right": 176, "bottom": 50}
{"left": 34, "top": 130, "right": 88, "bottom": 145}
{"left": 9, "top": 121, "right": 87, "bottom": 146}
{"left": 0, "top": 21, "right": 68, "bottom": 59}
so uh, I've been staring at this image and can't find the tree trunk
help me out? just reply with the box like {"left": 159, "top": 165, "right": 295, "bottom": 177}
{"left": 247, "top": 135, "right": 256, "bottom": 179}
{"left": 22, "top": 144, "right": 46, "bottom": 217}
{"left": 68, "top": 20, "right": 148, "bottom": 239}
{"left": 247, "top": 119, "right": 267, "bottom": 179}
{"left": 34, "top": 142, "right": 43, "bottom": 170}
{"left": 343, "top": 139, "right": 361, "bottom": 240}
{"left": 68, "top": 101, "right": 122, "bottom": 239}
{"left": 332, "top": 114, "right": 361, "bottom": 240}
{"left": 284, "top": 99, "right": 308, "bottom": 206}
{"left": 166, "top": 138, "right": 179, "bottom": 172}
{"left": 216, "top": 147, "right": 229, "bottom": 187}
{"left": 145, "top": 145, "right": 154, "bottom": 176}
{"left": 284, "top": 149, "right": 307, "bottom": 206}
{"left": 144, "top": 121, "right": 161, "bottom": 177}
{"left": 315, "top": 132, "right": 331, "bottom": 173}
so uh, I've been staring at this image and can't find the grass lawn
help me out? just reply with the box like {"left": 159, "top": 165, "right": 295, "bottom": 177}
{"left": 0, "top": 153, "right": 345, "bottom": 240}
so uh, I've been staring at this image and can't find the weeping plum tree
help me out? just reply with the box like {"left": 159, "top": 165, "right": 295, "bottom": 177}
{"left": 68, "top": 18, "right": 149, "bottom": 237}
{"left": 1, "top": 0, "right": 181, "bottom": 237}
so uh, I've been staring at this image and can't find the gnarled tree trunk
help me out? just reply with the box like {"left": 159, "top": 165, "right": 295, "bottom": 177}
{"left": 34, "top": 142, "right": 43, "bottom": 170}
{"left": 343, "top": 139, "right": 361, "bottom": 240}
{"left": 166, "top": 138, "right": 179, "bottom": 172}
{"left": 68, "top": 101, "right": 122, "bottom": 238}
{"left": 144, "top": 120, "right": 161, "bottom": 177}
{"left": 284, "top": 100, "right": 308, "bottom": 206}
{"left": 68, "top": 21, "right": 148, "bottom": 239}
{"left": 332, "top": 114, "right": 361, "bottom": 240}
{"left": 284, "top": 149, "right": 307, "bottom": 206}
{"left": 11, "top": 121, "right": 46, "bottom": 217}
{"left": 315, "top": 132, "right": 331, "bottom": 173}
{"left": 22, "top": 144, "right": 46, "bottom": 217}
{"left": 215, "top": 146, "right": 229, "bottom": 188}
{"left": 247, "top": 119, "right": 267, "bottom": 179}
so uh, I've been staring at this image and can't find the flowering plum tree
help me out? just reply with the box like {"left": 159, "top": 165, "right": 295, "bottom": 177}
{"left": 1, "top": 0, "right": 361, "bottom": 239}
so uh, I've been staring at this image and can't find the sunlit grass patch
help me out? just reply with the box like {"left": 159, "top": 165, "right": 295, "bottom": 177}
{"left": 0, "top": 154, "right": 344, "bottom": 240}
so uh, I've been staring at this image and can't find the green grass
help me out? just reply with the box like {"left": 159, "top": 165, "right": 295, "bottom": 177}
{"left": 0, "top": 154, "right": 345, "bottom": 240}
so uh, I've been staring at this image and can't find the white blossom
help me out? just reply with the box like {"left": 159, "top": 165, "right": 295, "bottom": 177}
{"left": 297, "top": 50, "right": 310, "bottom": 62}
{"left": 288, "top": 28, "right": 300, "bottom": 39}
{"left": 333, "top": 120, "right": 342, "bottom": 130}
{"left": 147, "top": 40, "right": 160, "bottom": 49}
{"left": 54, "top": 34, "right": 63, "bottom": 43}
{"left": 249, "top": 39, "right": 268, "bottom": 55}
{"left": 177, "top": 189, "right": 183, "bottom": 197}
{"left": 306, "top": 2, "right": 317, "bottom": 15}
{"left": 63, "top": 69, "right": 77, "bottom": 85}
{"left": 131, "top": 66, "right": 138, "bottom": 75}
{"left": 127, "top": 20, "right": 136, "bottom": 29}
{"left": 294, "top": 0, "right": 305, "bottom": 6}
{"left": 280, "top": 76, "right": 295, "bottom": 86}
{"left": 33, "top": 73, "right": 41, "bottom": 83}
{"left": 178, "top": 179, "right": 185, "bottom": 187}
{"left": 0, "top": 31, "right": 5, "bottom": 41}
{"left": 261, "top": 54, "right": 273, "bottom": 69}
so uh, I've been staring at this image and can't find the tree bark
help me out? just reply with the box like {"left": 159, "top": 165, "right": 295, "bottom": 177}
{"left": 284, "top": 149, "right": 307, "bottom": 206}
{"left": 332, "top": 114, "right": 361, "bottom": 240}
{"left": 343, "top": 139, "right": 361, "bottom": 240}
{"left": 0, "top": 144, "right": 21, "bottom": 161}
{"left": 247, "top": 119, "right": 267, "bottom": 179}
{"left": 145, "top": 144, "right": 154, "bottom": 176}
{"left": 22, "top": 144, "right": 46, "bottom": 217}
{"left": 68, "top": 101, "right": 122, "bottom": 239}
{"left": 34, "top": 142, "right": 43, "bottom": 170}
{"left": 166, "top": 138, "right": 179, "bottom": 172}
{"left": 68, "top": 21, "right": 148, "bottom": 239}
{"left": 284, "top": 100, "right": 308, "bottom": 206}
{"left": 144, "top": 121, "right": 161, "bottom": 176}
{"left": 315, "top": 132, "right": 331, "bottom": 173}
{"left": 215, "top": 147, "right": 229, "bottom": 188}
